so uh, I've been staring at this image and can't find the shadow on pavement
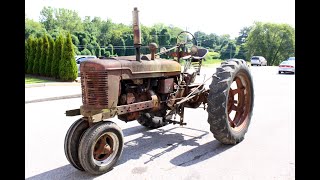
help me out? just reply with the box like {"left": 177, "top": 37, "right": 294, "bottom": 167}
{"left": 170, "top": 140, "right": 233, "bottom": 167}
{"left": 26, "top": 164, "right": 97, "bottom": 180}
{"left": 117, "top": 126, "right": 209, "bottom": 165}
{"left": 122, "top": 125, "right": 149, "bottom": 137}
{"left": 26, "top": 125, "right": 233, "bottom": 179}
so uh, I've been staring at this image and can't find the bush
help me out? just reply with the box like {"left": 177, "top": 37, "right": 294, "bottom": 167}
{"left": 59, "top": 32, "right": 77, "bottom": 81}
{"left": 45, "top": 35, "right": 54, "bottom": 77}
{"left": 27, "top": 37, "right": 36, "bottom": 74}
{"left": 40, "top": 34, "right": 49, "bottom": 76}
{"left": 33, "top": 38, "right": 42, "bottom": 75}
{"left": 100, "top": 48, "right": 106, "bottom": 57}
{"left": 105, "top": 51, "right": 111, "bottom": 58}
{"left": 81, "top": 48, "right": 91, "bottom": 55}
{"left": 52, "top": 34, "right": 64, "bottom": 78}
{"left": 25, "top": 41, "right": 28, "bottom": 73}
{"left": 95, "top": 47, "right": 101, "bottom": 57}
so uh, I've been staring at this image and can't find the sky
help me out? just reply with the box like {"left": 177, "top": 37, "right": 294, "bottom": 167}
{"left": 25, "top": 0, "right": 295, "bottom": 38}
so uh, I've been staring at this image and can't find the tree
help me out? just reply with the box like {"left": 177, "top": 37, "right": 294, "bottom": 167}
{"left": 25, "top": 40, "right": 28, "bottom": 73}
{"left": 55, "top": 8, "right": 84, "bottom": 33}
{"left": 25, "top": 18, "right": 47, "bottom": 39}
{"left": 100, "top": 48, "right": 106, "bottom": 57}
{"left": 95, "top": 46, "right": 101, "bottom": 57}
{"left": 124, "top": 34, "right": 134, "bottom": 55}
{"left": 234, "top": 44, "right": 248, "bottom": 60}
{"left": 46, "top": 35, "right": 55, "bottom": 76}
{"left": 52, "top": 33, "right": 64, "bottom": 78}
{"left": 71, "top": 34, "right": 80, "bottom": 46}
{"left": 33, "top": 38, "right": 42, "bottom": 75}
{"left": 59, "top": 32, "right": 77, "bottom": 81}
{"left": 236, "top": 26, "right": 251, "bottom": 45}
{"left": 27, "top": 36, "right": 35, "bottom": 74}
{"left": 158, "top": 28, "right": 171, "bottom": 46}
{"left": 245, "top": 22, "right": 295, "bottom": 65}
{"left": 105, "top": 51, "right": 111, "bottom": 57}
{"left": 220, "top": 42, "right": 236, "bottom": 60}
{"left": 40, "top": 34, "right": 49, "bottom": 76}
{"left": 39, "top": 6, "right": 57, "bottom": 32}
{"left": 81, "top": 48, "right": 91, "bottom": 55}
{"left": 108, "top": 44, "right": 114, "bottom": 55}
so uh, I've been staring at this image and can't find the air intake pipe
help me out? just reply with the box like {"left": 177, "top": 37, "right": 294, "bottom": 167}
{"left": 132, "top": 7, "right": 141, "bottom": 61}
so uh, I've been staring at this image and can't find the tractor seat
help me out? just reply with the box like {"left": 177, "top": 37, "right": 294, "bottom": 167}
{"left": 192, "top": 48, "right": 208, "bottom": 61}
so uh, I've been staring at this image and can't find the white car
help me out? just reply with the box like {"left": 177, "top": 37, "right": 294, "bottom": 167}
{"left": 278, "top": 60, "right": 295, "bottom": 74}
{"left": 250, "top": 56, "right": 267, "bottom": 66}
{"left": 75, "top": 56, "right": 97, "bottom": 76}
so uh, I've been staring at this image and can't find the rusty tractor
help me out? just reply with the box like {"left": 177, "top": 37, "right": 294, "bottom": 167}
{"left": 65, "top": 7, "right": 254, "bottom": 175}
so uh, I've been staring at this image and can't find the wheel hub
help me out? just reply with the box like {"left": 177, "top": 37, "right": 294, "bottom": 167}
{"left": 93, "top": 134, "right": 114, "bottom": 161}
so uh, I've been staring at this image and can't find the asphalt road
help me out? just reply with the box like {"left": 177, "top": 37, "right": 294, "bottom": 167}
{"left": 25, "top": 65, "right": 295, "bottom": 179}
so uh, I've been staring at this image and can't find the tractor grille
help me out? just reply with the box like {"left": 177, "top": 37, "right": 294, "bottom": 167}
{"left": 81, "top": 71, "right": 109, "bottom": 107}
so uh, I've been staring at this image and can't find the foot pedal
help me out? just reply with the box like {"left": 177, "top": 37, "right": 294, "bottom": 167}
{"left": 167, "top": 120, "right": 187, "bottom": 125}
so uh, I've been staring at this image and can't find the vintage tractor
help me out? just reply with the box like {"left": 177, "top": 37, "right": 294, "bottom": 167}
{"left": 65, "top": 7, "right": 254, "bottom": 175}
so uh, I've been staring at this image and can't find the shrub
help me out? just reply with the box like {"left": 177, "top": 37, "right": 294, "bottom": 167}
{"left": 81, "top": 48, "right": 91, "bottom": 55}
{"left": 27, "top": 37, "right": 35, "bottom": 74}
{"left": 33, "top": 38, "right": 43, "bottom": 75}
{"left": 45, "top": 35, "right": 54, "bottom": 77}
{"left": 59, "top": 32, "right": 77, "bottom": 81}
{"left": 40, "top": 34, "right": 49, "bottom": 76}
{"left": 25, "top": 40, "right": 28, "bottom": 73}
{"left": 51, "top": 34, "right": 64, "bottom": 78}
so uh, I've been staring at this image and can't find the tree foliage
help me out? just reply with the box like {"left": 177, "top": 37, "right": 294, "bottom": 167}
{"left": 25, "top": 40, "right": 28, "bottom": 73}
{"left": 33, "top": 38, "right": 42, "bottom": 75}
{"left": 52, "top": 33, "right": 64, "bottom": 78}
{"left": 25, "top": 18, "right": 47, "bottom": 39}
{"left": 40, "top": 34, "right": 49, "bottom": 76}
{"left": 25, "top": 6, "right": 295, "bottom": 75}
{"left": 46, "top": 35, "right": 55, "bottom": 76}
{"left": 245, "top": 22, "right": 295, "bottom": 65}
{"left": 27, "top": 36, "right": 36, "bottom": 74}
{"left": 59, "top": 32, "right": 77, "bottom": 81}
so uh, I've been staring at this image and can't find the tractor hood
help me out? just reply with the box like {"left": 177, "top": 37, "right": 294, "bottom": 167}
{"left": 80, "top": 55, "right": 181, "bottom": 79}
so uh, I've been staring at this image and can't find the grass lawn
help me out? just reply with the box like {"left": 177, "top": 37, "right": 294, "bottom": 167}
{"left": 25, "top": 75, "right": 58, "bottom": 84}
{"left": 202, "top": 59, "right": 223, "bottom": 67}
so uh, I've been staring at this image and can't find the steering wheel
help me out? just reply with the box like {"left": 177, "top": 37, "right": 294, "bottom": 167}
{"left": 176, "top": 31, "right": 197, "bottom": 48}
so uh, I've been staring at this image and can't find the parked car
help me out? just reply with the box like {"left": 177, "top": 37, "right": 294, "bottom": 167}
{"left": 287, "top": 57, "right": 295, "bottom": 61}
{"left": 75, "top": 55, "right": 97, "bottom": 64}
{"left": 250, "top": 56, "right": 267, "bottom": 66}
{"left": 278, "top": 60, "right": 295, "bottom": 74}
{"left": 75, "top": 56, "right": 97, "bottom": 76}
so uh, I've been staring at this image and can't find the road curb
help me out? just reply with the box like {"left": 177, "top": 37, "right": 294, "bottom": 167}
{"left": 25, "top": 82, "right": 81, "bottom": 88}
{"left": 25, "top": 94, "right": 82, "bottom": 104}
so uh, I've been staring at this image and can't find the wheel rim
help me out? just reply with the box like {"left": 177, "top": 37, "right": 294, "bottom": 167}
{"left": 227, "top": 71, "right": 252, "bottom": 132}
{"left": 92, "top": 132, "right": 119, "bottom": 166}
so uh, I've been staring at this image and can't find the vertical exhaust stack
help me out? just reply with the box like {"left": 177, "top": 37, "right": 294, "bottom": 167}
{"left": 132, "top": 7, "right": 141, "bottom": 61}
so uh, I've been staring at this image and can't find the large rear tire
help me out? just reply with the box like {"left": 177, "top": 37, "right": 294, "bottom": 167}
{"left": 207, "top": 59, "right": 254, "bottom": 144}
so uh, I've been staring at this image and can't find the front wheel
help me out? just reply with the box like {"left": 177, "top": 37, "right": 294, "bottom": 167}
{"left": 64, "top": 118, "right": 89, "bottom": 171}
{"left": 207, "top": 59, "right": 254, "bottom": 144}
{"left": 78, "top": 121, "right": 124, "bottom": 175}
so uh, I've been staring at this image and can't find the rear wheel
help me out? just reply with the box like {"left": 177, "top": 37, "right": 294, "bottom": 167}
{"left": 78, "top": 121, "right": 124, "bottom": 175}
{"left": 207, "top": 59, "right": 254, "bottom": 144}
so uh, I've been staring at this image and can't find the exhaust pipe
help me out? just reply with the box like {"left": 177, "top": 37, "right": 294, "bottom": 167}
{"left": 132, "top": 7, "right": 141, "bottom": 61}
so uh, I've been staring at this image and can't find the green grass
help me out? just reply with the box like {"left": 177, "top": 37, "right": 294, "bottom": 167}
{"left": 25, "top": 75, "right": 56, "bottom": 84}
{"left": 202, "top": 59, "right": 223, "bottom": 67}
